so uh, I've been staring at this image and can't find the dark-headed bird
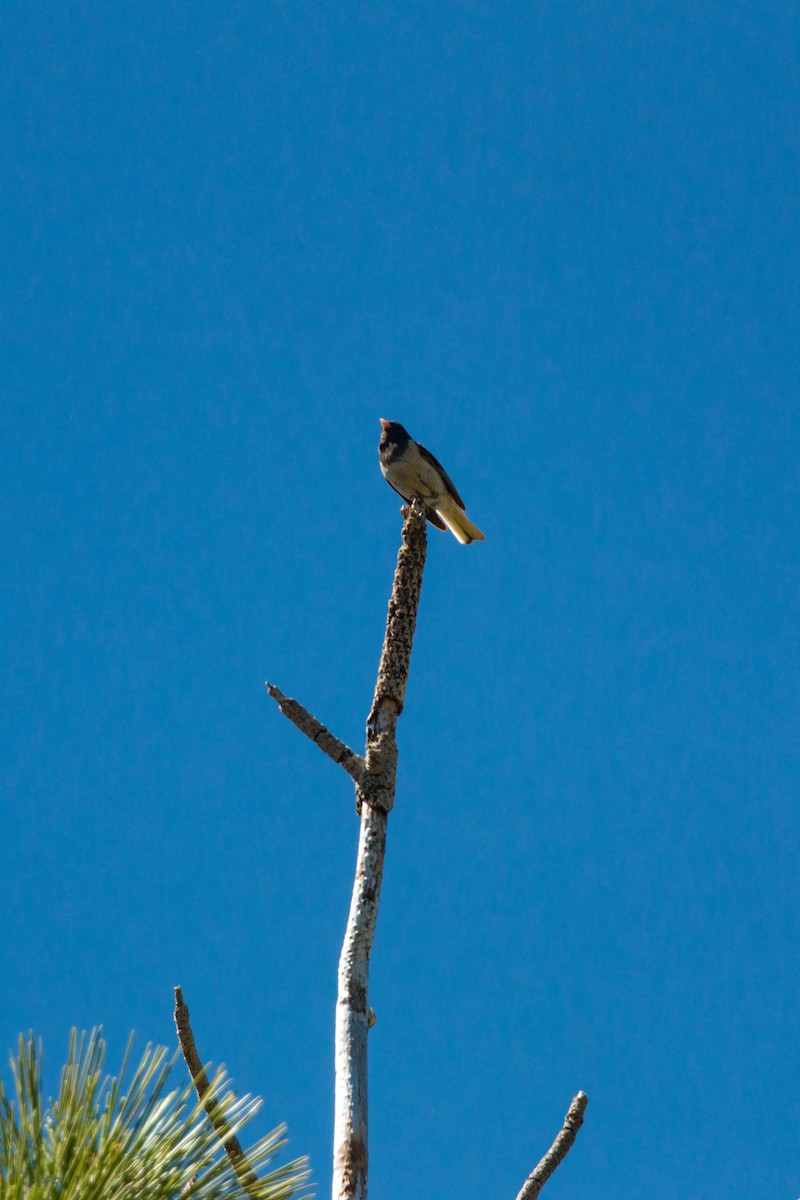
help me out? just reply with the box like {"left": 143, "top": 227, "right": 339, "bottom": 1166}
{"left": 378, "top": 419, "right": 485, "bottom": 544}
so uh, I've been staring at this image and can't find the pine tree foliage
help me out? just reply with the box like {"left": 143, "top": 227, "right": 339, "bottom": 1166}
{"left": 0, "top": 1030, "right": 312, "bottom": 1200}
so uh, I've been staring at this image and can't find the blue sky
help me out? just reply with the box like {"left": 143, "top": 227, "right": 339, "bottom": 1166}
{"left": 2, "top": 3, "right": 798, "bottom": 1197}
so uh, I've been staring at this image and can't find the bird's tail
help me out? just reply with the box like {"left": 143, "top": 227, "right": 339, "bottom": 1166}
{"left": 435, "top": 498, "right": 486, "bottom": 544}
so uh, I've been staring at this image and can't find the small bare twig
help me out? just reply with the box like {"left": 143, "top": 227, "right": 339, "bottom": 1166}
{"left": 514, "top": 1091, "right": 589, "bottom": 1200}
{"left": 265, "top": 684, "right": 367, "bottom": 787}
{"left": 173, "top": 985, "right": 260, "bottom": 1196}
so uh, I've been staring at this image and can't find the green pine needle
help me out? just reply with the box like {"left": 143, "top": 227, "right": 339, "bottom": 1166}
{"left": 0, "top": 1029, "right": 312, "bottom": 1200}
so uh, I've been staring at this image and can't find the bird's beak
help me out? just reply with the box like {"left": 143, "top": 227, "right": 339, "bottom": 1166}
{"left": 379, "top": 418, "right": 390, "bottom": 430}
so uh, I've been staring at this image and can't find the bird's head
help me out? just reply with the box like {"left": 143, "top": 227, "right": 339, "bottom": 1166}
{"left": 379, "top": 419, "right": 411, "bottom": 449}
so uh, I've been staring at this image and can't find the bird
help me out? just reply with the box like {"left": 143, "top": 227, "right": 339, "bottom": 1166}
{"left": 378, "top": 419, "right": 485, "bottom": 544}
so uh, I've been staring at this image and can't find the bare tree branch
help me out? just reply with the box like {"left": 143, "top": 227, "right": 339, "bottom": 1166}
{"left": 360, "top": 502, "right": 428, "bottom": 812}
{"left": 332, "top": 500, "right": 427, "bottom": 1200}
{"left": 173, "top": 985, "right": 260, "bottom": 1197}
{"left": 267, "top": 498, "right": 586, "bottom": 1200}
{"left": 265, "top": 684, "right": 367, "bottom": 787}
{"left": 513, "top": 1091, "right": 589, "bottom": 1200}
{"left": 267, "top": 500, "right": 428, "bottom": 1200}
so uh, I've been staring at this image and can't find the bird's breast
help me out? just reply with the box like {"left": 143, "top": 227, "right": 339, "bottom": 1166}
{"left": 383, "top": 446, "right": 445, "bottom": 503}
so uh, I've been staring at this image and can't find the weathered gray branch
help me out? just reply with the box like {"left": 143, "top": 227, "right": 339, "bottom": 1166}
{"left": 268, "top": 497, "right": 586, "bottom": 1200}
{"left": 361, "top": 501, "right": 428, "bottom": 810}
{"left": 267, "top": 500, "right": 428, "bottom": 1200}
{"left": 265, "top": 684, "right": 367, "bottom": 787}
{"left": 513, "top": 1091, "right": 589, "bottom": 1200}
{"left": 331, "top": 501, "right": 428, "bottom": 1200}
{"left": 173, "top": 985, "right": 260, "bottom": 1197}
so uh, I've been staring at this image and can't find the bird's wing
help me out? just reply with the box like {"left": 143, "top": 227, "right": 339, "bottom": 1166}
{"left": 416, "top": 442, "right": 466, "bottom": 510}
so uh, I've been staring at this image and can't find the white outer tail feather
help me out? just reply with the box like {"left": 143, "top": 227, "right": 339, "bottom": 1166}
{"left": 436, "top": 498, "right": 486, "bottom": 544}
